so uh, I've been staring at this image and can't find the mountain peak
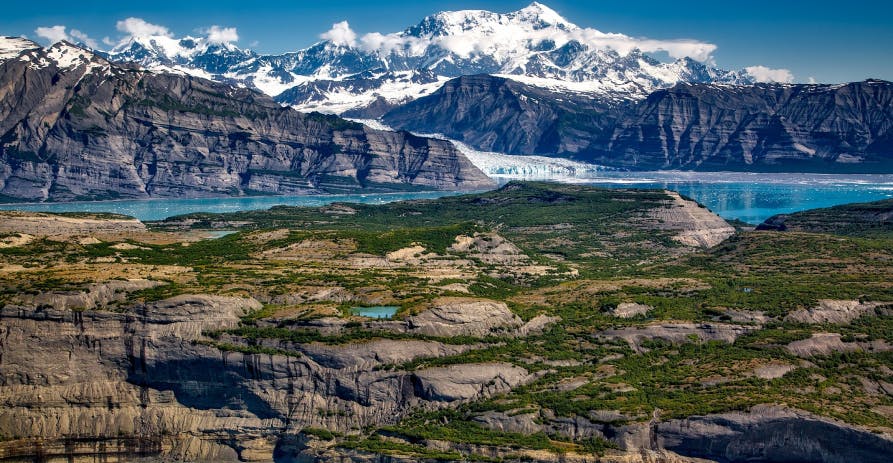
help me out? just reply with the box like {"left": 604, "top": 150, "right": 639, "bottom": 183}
{"left": 0, "top": 36, "right": 41, "bottom": 60}
{"left": 513, "top": 2, "right": 570, "bottom": 27}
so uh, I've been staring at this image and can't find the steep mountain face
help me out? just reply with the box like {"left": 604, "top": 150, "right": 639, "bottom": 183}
{"left": 383, "top": 75, "right": 893, "bottom": 172}
{"left": 102, "top": 3, "right": 753, "bottom": 115}
{"left": 600, "top": 80, "right": 893, "bottom": 171}
{"left": 382, "top": 74, "right": 620, "bottom": 156}
{"left": 0, "top": 39, "right": 493, "bottom": 202}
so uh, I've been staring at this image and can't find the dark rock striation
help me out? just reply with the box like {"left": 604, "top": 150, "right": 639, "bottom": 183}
{"left": 0, "top": 39, "right": 493, "bottom": 202}
{"left": 383, "top": 75, "right": 893, "bottom": 172}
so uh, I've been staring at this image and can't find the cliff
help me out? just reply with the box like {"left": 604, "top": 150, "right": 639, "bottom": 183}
{"left": 0, "top": 39, "right": 493, "bottom": 202}
{"left": 382, "top": 75, "right": 893, "bottom": 172}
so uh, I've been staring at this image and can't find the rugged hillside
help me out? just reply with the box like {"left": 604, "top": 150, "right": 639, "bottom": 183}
{"left": 381, "top": 74, "right": 619, "bottom": 156}
{"left": 383, "top": 75, "right": 893, "bottom": 172}
{"left": 2, "top": 183, "right": 893, "bottom": 462}
{"left": 601, "top": 80, "right": 893, "bottom": 171}
{"left": 758, "top": 198, "right": 893, "bottom": 235}
{"left": 0, "top": 38, "right": 492, "bottom": 202}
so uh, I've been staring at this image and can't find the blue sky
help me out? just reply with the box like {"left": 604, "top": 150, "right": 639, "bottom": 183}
{"left": 2, "top": 0, "right": 891, "bottom": 83}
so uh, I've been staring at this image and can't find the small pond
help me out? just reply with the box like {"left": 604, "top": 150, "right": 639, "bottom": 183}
{"left": 351, "top": 306, "right": 399, "bottom": 319}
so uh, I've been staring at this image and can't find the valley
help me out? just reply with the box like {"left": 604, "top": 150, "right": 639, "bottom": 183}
{"left": 1, "top": 183, "right": 892, "bottom": 462}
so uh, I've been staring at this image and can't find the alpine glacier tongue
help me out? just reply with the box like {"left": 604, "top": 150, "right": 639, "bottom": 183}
{"left": 97, "top": 3, "right": 752, "bottom": 115}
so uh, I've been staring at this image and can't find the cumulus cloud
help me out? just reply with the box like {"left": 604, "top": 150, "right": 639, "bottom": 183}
{"left": 69, "top": 29, "right": 99, "bottom": 49}
{"left": 35, "top": 25, "right": 98, "bottom": 48}
{"left": 322, "top": 12, "right": 718, "bottom": 63}
{"left": 205, "top": 25, "right": 239, "bottom": 44}
{"left": 116, "top": 17, "right": 172, "bottom": 38}
{"left": 808, "top": 76, "right": 817, "bottom": 84}
{"left": 35, "top": 25, "right": 68, "bottom": 44}
{"left": 745, "top": 65, "right": 795, "bottom": 83}
{"left": 320, "top": 21, "right": 357, "bottom": 46}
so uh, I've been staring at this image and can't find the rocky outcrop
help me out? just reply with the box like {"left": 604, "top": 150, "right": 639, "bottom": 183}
{"left": 785, "top": 300, "right": 891, "bottom": 324}
{"left": 649, "top": 192, "right": 735, "bottom": 248}
{"left": 600, "top": 323, "right": 751, "bottom": 353}
{"left": 785, "top": 333, "right": 892, "bottom": 358}
{"left": 0, "top": 211, "right": 146, "bottom": 237}
{"left": 406, "top": 297, "right": 523, "bottom": 337}
{"left": 412, "top": 363, "right": 531, "bottom": 402}
{"left": 758, "top": 198, "right": 893, "bottom": 236}
{"left": 0, "top": 40, "right": 493, "bottom": 202}
{"left": 383, "top": 75, "right": 893, "bottom": 172}
{"left": 653, "top": 405, "right": 893, "bottom": 463}
{"left": 0, "top": 291, "right": 536, "bottom": 461}
{"left": 610, "top": 303, "right": 653, "bottom": 319}
{"left": 15, "top": 279, "right": 161, "bottom": 311}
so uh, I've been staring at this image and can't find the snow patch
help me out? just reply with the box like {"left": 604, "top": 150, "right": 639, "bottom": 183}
{"left": 793, "top": 143, "right": 816, "bottom": 156}
{"left": 0, "top": 37, "right": 40, "bottom": 60}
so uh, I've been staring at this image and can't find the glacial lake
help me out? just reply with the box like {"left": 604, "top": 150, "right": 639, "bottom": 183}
{"left": 351, "top": 306, "right": 399, "bottom": 319}
{"left": 1, "top": 172, "right": 891, "bottom": 225}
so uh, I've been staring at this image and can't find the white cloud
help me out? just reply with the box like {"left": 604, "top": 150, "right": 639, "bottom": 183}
{"left": 745, "top": 65, "right": 795, "bottom": 83}
{"left": 808, "top": 76, "right": 817, "bottom": 84}
{"left": 116, "top": 17, "right": 172, "bottom": 38}
{"left": 339, "top": 12, "right": 719, "bottom": 63}
{"left": 69, "top": 29, "right": 99, "bottom": 49}
{"left": 205, "top": 25, "right": 239, "bottom": 44}
{"left": 35, "top": 25, "right": 98, "bottom": 48}
{"left": 34, "top": 25, "right": 69, "bottom": 44}
{"left": 320, "top": 21, "right": 357, "bottom": 47}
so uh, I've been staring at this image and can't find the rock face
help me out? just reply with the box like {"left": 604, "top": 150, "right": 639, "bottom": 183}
{"left": 654, "top": 405, "right": 893, "bottom": 463}
{"left": 785, "top": 300, "right": 890, "bottom": 324}
{"left": 601, "top": 323, "right": 751, "bottom": 353}
{"left": 0, "top": 39, "right": 493, "bottom": 202}
{"left": 406, "top": 297, "right": 523, "bottom": 337}
{"left": 382, "top": 74, "right": 617, "bottom": 156}
{"left": 600, "top": 80, "right": 893, "bottom": 172}
{"left": 648, "top": 192, "right": 735, "bottom": 248}
{"left": 785, "top": 333, "right": 892, "bottom": 358}
{"left": 0, "top": 293, "right": 534, "bottom": 461}
{"left": 610, "top": 303, "right": 653, "bottom": 319}
{"left": 383, "top": 75, "right": 893, "bottom": 172}
{"left": 412, "top": 363, "right": 531, "bottom": 402}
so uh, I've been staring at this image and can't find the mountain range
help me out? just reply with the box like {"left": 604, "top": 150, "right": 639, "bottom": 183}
{"left": 0, "top": 37, "right": 492, "bottom": 202}
{"left": 1, "top": 2, "right": 892, "bottom": 204}
{"left": 99, "top": 3, "right": 756, "bottom": 115}
{"left": 382, "top": 75, "right": 893, "bottom": 171}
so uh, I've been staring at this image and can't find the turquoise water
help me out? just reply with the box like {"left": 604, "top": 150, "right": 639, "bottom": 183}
{"left": 578, "top": 172, "right": 893, "bottom": 224}
{"left": 351, "top": 306, "right": 399, "bottom": 319}
{"left": 1, "top": 172, "right": 891, "bottom": 224}
{"left": 0, "top": 191, "right": 467, "bottom": 222}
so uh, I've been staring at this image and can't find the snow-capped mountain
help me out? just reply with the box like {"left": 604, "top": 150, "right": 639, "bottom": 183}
{"left": 101, "top": 2, "right": 755, "bottom": 114}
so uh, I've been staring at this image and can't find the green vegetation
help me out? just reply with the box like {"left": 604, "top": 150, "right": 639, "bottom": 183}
{"left": 2, "top": 182, "right": 892, "bottom": 460}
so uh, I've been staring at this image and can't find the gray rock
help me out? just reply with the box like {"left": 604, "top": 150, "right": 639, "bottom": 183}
{"left": 654, "top": 405, "right": 893, "bottom": 463}
{"left": 407, "top": 297, "right": 523, "bottom": 337}
{"left": 384, "top": 75, "right": 893, "bottom": 172}
{"left": 600, "top": 323, "right": 751, "bottom": 353}
{"left": 785, "top": 300, "right": 888, "bottom": 324}
{"left": 0, "top": 41, "right": 493, "bottom": 202}
{"left": 412, "top": 363, "right": 530, "bottom": 402}
{"left": 611, "top": 303, "right": 653, "bottom": 319}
